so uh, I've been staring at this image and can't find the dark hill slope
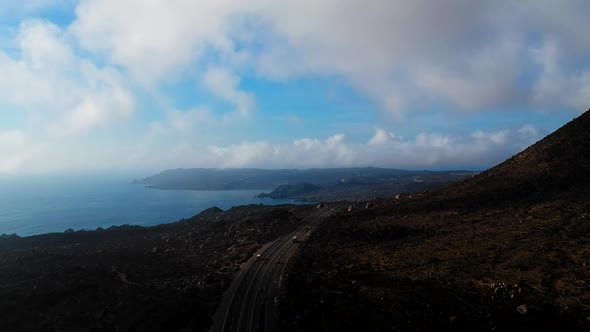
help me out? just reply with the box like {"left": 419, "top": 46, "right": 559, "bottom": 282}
{"left": 282, "top": 110, "right": 590, "bottom": 331}
{"left": 422, "top": 111, "right": 590, "bottom": 207}
{"left": 0, "top": 204, "right": 318, "bottom": 331}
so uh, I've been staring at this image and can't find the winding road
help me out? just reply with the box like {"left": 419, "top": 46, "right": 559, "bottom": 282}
{"left": 210, "top": 208, "right": 333, "bottom": 332}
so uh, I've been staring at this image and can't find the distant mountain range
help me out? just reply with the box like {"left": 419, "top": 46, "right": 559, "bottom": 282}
{"left": 134, "top": 167, "right": 476, "bottom": 201}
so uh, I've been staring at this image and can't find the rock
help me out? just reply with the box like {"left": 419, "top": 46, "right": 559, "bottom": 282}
{"left": 199, "top": 206, "right": 224, "bottom": 215}
{"left": 517, "top": 304, "right": 528, "bottom": 315}
{"left": 64, "top": 228, "right": 74, "bottom": 233}
{"left": 0, "top": 233, "right": 19, "bottom": 239}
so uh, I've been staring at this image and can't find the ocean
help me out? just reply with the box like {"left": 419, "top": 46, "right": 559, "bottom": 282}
{"left": 0, "top": 175, "right": 298, "bottom": 236}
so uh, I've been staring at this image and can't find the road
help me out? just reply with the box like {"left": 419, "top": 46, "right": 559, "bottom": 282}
{"left": 210, "top": 208, "right": 333, "bottom": 332}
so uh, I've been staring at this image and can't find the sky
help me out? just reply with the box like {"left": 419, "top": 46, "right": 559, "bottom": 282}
{"left": 0, "top": 0, "right": 588, "bottom": 175}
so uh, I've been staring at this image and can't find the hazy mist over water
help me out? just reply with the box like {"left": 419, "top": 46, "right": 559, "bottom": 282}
{"left": 0, "top": 175, "right": 296, "bottom": 236}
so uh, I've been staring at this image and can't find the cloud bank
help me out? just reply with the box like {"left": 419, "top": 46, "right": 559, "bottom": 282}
{"left": 69, "top": 0, "right": 590, "bottom": 114}
{"left": 0, "top": 1, "right": 588, "bottom": 174}
{"left": 2, "top": 125, "right": 544, "bottom": 174}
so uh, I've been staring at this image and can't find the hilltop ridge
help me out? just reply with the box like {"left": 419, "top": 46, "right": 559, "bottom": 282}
{"left": 282, "top": 110, "right": 590, "bottom": 331}
{"left": 423, "top": 111, "right": 590, "bottom": 207}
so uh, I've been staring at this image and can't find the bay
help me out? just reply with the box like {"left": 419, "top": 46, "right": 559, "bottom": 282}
{"left": 0, "top": 175, "right": 297, "bottom": 236}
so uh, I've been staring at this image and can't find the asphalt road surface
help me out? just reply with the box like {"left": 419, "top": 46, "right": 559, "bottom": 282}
{"left": 211, "top": 208, "right": 333, "bottom": 332}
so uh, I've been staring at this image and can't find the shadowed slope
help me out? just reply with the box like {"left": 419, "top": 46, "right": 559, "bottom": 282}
{"left": 422, "top": 110, "right": 590, "bottom": 207}
{"left": 281, "top": 109, "right": 590, "bottom": 331}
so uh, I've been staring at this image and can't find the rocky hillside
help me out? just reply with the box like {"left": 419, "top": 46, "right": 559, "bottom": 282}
{"left": 0, "top": 204, "right": 319, "bottom": 331}
{"left": 281, "top": 110, "right": 590, "bottom": 331}
{"left": 422, "top": 111, "right": 590, "bottom": 207}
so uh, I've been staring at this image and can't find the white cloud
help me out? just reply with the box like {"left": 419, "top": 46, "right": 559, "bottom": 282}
{"left": 246, "top": 0, "right": 502, "bottom": 114}
{"left": 66, "top": 0, "right": 590, "bottom": 116}
{"left": 531, "top": 40, "right": 590, "bottom": 111}
{"left": 414, "top": 39, "right": 524, "bottom": 110}
{"left": 19, "top": 20, "right": 73, "bottom": 70}
{"left": 202, "top": 67, "right": 255, "bottom": 116}
{"left": 326, "top": 134, "right": 345, "bottom": 146}
{"left": 71, "top": 0, "right": 241, "bottom": 84}
{"left": 1, "top": 1, "right": 587, "bottom": 175}
{"left": 518, "top": 124, "right": 539, "bottom": 141}
{"left": 0, "top": 130, "right": 31, "bottom": 173}
{"left": 368, "top": 129, "right": 390, "bottom": 146}
{"left": 0, "top": 19, "right": 136, "bottom": 172}
{"left": 0, "top": 116, "right": 545, "bottom": 174}
{"left": 368, "top": 128, "right": 401, "bottom": 146}
{"left": 208, "top": 134, "right": 354, "bottom": 168}
{"left": 294, "top": 138, "right": 320, "bottom": 151}
{"left": 0, "top": 130, "right": 26, "bottom": 147}
{"left": 516, "top": 0, "right": 590, "bottom": 54}
{"left": 209, "top": 141, "right": 277, "bottom": 167}
{"left": 199, "top": 127, "right": 544, "bottom": 169}
{"left": 166, "top": 107, "right": 214, "bottom": 132}
{"left": 471, "top": 130, "right": 510, "bottom": 145}
{"left": 0, "top": 20, "right": 135, "bottom": 137}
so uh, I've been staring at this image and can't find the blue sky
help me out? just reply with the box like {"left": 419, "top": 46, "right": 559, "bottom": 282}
{"left": 0, "top": 1, "right": 587, "bottom": 175}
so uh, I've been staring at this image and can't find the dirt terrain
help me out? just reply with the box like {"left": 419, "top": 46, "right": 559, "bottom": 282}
{"left": 280, "top": 111, "right": 590, "bottom": 331}
{"left": 0, "top": 204, "right": 320, "bottom": 331}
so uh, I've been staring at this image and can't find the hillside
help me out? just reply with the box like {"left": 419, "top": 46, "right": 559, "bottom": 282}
{"left": 135, "top": 167, "right": 474, "bottom": 190}
{"left": 420, "top": 111, "right": 590, "bottom": 207}
{"left": 281, "top": 110, "right": 590, "bottom": 331}
{"left": 0, "top": 204, "right": 322, "bottom": 331}
{"left": 135, "top": 167, "right": 474, "bottom": 201}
